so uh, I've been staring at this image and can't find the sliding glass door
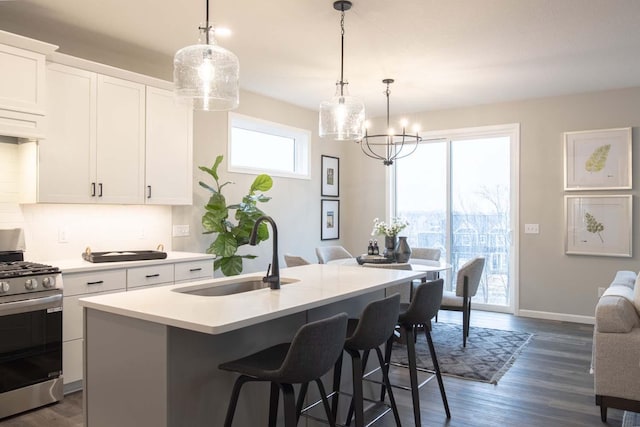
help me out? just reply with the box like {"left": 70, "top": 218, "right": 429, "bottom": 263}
{"left": 395, "top": 124, "right": 518, "bottom": 312}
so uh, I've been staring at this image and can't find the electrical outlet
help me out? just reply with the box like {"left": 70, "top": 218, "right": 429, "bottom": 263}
{"left": 524, "top": 224, "right": 539, "bottom": 234}
{"left": 172, "top": 225, "right": 190, "bottom": 237}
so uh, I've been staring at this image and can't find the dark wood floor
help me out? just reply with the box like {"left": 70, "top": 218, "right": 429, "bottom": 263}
{"left": 0, "top": 311, "right": 624, "bottom": 426}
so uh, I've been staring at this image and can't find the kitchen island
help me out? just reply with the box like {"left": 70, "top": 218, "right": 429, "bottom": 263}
{"left": 79, "top": 263, "right": 424, "bottom": 427}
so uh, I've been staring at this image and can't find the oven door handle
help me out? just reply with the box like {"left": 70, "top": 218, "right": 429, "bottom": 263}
{"left": 0, "top": 293, "right": 63, "bottom": 317}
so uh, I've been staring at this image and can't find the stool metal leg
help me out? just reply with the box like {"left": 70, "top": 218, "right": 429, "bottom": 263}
{"left": 331, "top": 353, "right": 344, "bottom": 418}
{"left": 346, "top": 348, "right": 365, "bottom": 427}
{"left": 295, "top": 382, "right": 309, "bottom": 423}
{"left": 405, "top": 325, "right": 422, "bottom": 427}
{"left": 315, "top": 378, "right": 337, "bottom": 427}
{"left": 223, "top": 375, "right": 252, "bottom": 427}
{"left": 425, "top": 329, "right": 450, "bottom": 418}
{"left": 374, "top": 346, "right": 402, "bottom": 426}
{"left": 280, "top": 383, "right": 297, "bottom": 427}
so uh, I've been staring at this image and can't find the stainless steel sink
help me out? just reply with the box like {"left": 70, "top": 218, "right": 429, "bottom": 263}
{"left": 174, "top": 277, "right": 299, "bottom": 297}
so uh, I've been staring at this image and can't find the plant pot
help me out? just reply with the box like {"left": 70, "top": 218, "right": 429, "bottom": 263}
{"left": 395, "top": 236, "right": 411, "bottom": 263}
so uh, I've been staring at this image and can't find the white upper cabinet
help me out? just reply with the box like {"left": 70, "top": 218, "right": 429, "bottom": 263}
{"left": 39, "top": 65, "right": 145, "bottom": 204}
{"left": 95, "top": 75, "right": 145, "bottom": 204}
{"left": 145, "top": 87, "right": 193, "bottom": 205}
{"left": 0, "top": 31, "right": 57, "bottom": 139}
{"left": 39, "top": 64, "right": 96, "bottom": 203}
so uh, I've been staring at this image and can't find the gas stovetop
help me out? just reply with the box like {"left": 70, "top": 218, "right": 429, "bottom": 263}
{"left": 0, "top": 261, "right": 60, "bottom": 279}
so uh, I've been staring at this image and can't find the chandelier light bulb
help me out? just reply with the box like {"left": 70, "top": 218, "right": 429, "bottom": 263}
{"left": 388, "top": 127, "right": 395, "bottom": 136}
{"left": 412, "top": 123, "right": 421, "bottom": 133}
{"left": 197, "top": 55, "right": 215, "bottom": 82}
{"left": 400, "top": 118, "right": 408, "bottom": 128}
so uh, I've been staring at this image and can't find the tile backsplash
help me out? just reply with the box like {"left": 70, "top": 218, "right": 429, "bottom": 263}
{"left": 0, "top": 140, "right": 173, "bottom": 262}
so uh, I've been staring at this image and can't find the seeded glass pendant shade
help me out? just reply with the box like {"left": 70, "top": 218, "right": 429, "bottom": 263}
{"left": 173, "top": 0, "right": 239, "bottom": 111}
{"left": 319, "top": 0, "right": 365, "bottom": 141}
{"left": 319, "top": 82, "right": 365, "bottom": 140}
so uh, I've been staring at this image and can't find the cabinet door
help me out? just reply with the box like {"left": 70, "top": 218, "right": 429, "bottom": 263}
{"left": 0, "top": 43, "right": 45, "bottom": 115}
{"left": 145, "top": 86, "right": 193, "bottom": 205}
{"left": 96, "top": 75, "right": 145, "bottom": 204}
{"left": 40, "top": 64, "right": 97, "bottom": 203}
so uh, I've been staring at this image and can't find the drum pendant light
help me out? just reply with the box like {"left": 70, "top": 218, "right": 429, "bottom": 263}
{"left": 173, "top": 0, "right": 239, "bottom": 111}
{"left": 319, "top": 0, "right": 365, "bottom": 141}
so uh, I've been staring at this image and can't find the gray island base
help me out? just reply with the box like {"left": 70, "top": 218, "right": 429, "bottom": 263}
{"left": 81, "top": 264, "right": 425, "bottom": 427}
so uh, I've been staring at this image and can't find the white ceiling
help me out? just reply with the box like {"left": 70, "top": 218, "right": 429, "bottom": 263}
{"left": 1, "top": 0, "right": 640, "bottom": 117}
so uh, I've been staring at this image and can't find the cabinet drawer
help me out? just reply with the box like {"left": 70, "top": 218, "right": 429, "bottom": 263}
{"left": 174, "top": 260, "right": 213, "bottom": 283}
{"left": 127, "top": 264, "right": 173, "bottom": 289}
{"left": 63, "top": 269, "right": 126, "bottom": 297}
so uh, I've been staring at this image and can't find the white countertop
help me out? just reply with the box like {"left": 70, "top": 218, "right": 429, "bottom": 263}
{"left": 38, "top": 251, "right": 214, "bottom": 273}
{"left": 79, "top": 264, "right": 425, "bottom": 335}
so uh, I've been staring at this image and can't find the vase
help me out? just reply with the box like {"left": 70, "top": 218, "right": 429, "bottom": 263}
{"left": 395, "top": 236, "right": 411, "bottom": 263}
{"left": 384, "top": 236, "right": 397, "bottom": 259}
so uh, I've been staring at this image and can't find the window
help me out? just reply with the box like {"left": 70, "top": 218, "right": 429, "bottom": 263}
{"left": 228, "top": 113, "right": 310, "bottom": 179}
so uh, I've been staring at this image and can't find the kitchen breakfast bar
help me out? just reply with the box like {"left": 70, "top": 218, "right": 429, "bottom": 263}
{"left": 79, "top": 263, "right": 425, "bottom": 427}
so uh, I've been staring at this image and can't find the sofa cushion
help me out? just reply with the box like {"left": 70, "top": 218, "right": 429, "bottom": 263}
{"left": 634, "top": 274, "right": 640, "bottom": 315}
{"left": 611, "top": 270, "right": 637, "bottom": 289}
{"left": 597, "top": 294, "right": 640, "bottom": 333}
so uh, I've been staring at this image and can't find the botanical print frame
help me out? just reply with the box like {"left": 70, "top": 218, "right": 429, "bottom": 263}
{"left": 321, "top": 199, "right": 340, "bottom": 240}
{"left": 565, "top": 195, "right": 632, "bottom": 257}
{"left": 564, "top": 127, "right": 632, "bottom": 190}
{"left": 321, "top": 155, "right": 340, "bottom": 197}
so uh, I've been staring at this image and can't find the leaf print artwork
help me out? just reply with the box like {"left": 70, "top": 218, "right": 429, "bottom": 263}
{"left": 585, "top": 212, "right": 604, "bottom": 243}
{"left": 585, "top": 144, "right": 611, "bottom": 173}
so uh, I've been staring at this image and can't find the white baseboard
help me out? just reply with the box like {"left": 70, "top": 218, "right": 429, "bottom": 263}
{"left": 517, "top": 309, "right": 595, "bottom": 325}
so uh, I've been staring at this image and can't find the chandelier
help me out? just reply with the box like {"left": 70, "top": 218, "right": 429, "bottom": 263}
{"left": 359, "top": 79, "right": 422, "bottom": 166}
{"left": 173, "top": 0, "right": 239, "bottom": 111}
{"left": 318, "top": 0, "right": 365, "bottom": 141}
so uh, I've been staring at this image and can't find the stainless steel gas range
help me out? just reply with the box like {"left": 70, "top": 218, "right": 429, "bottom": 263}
{"left": 0, "top": 230, "right": 63, "bottom": 419}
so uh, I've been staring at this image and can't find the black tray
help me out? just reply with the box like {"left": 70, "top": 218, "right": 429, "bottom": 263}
{"left": 356, "top": 255, "right": 393, "bottom": 265}
{"left": 82, "top": 250, "right": 167, "bottom": 263}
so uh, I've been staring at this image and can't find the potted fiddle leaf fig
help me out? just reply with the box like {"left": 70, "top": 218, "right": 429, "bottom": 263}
{"left": 199, "top": 155, "right": 273, "bottom": 276}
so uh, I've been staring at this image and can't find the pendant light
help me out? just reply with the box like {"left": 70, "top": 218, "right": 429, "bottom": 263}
{"left": 360, "top": 79, "right": 422, "bottom": 166}
{"left": 173, "top": 0, "right": 239, "bottom": 111}
{"left": 319, "top": 0, "right": 365, "bottom": 141}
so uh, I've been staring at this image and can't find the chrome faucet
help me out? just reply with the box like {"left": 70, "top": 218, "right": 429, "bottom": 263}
{"left": 249, "top": 216, "right": 280, "bottom": 290}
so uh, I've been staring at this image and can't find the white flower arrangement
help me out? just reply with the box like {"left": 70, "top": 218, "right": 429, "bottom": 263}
{"left": 371, "top": 217, "right": 409, "bottom": 237}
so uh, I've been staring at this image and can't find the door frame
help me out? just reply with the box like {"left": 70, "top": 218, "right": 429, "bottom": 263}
{"left": 390, "top": 123, "right": 520, "bottom": 314}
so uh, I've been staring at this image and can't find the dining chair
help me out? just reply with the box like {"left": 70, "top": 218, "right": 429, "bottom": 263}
{"left": 410, "top": 247, "right": 441, "bottom": 279}
{"left": 439, "top": 256, "right": 486, "bottom": 347}
{"left": 284, "top": 254, "right": 311, "bottom": 267}
{"left": 315, "top": 246, "right": 353, "bottom": 264}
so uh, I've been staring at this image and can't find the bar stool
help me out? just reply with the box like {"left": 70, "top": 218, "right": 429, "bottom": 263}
{"left": 383, "top": 278, "right": 450, "bottom": 426}
{"left": 219, "top": 312, "right": 348, "bottom": 427}
{"left": 331, "top": 293, "right": 402, "bottom": 427}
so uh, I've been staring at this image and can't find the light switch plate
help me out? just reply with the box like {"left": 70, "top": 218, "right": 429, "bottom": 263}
{"left": 172, "top": 225, "right": 190, "bottom": 237}
{"left": 524, "top": 224, "right": 539, "bottom": 234}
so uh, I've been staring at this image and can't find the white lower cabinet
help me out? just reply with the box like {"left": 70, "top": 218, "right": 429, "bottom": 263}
{"left": 62, "top": 257, "right": 214, "bottom": 389}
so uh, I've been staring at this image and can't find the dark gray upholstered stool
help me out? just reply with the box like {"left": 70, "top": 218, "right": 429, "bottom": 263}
{"left": 219, "top": 313, "right": 348, "bottom": 427}
{"left": 383, "top": 279, "right": 450, "bottom": 426}
{"left": 329, "top": 293, "right": 402, "bottom": 427}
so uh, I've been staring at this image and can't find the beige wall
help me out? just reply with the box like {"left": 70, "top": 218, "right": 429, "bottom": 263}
{"left": 344, "top": 87, "right": 640, "bottom": 321}
{"left": 171, "top": 90, "right": 350, "bottom": 274}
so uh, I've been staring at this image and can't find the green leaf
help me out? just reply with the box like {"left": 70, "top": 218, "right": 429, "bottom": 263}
{"left": 212, "top": 232, "right": 238, "bottom": 257}
{"left": 585, "top": 212, "right": 605, "bottom": 243}
{"left": 250, "top": 174, "right": 273, "bottom": 193}
{"left": 585, "top": 144, "right": 611, "bottom": 172}
{"left": 211, "top": 155, "right": 224, "bottom": 181}
{"left": 198, "top": 181, "right": 218, "bottom": 194}
{"left": 219, "top": 256, "right": 244, "bottom": 276}
{"left": 202, "top": 212, "right": 225, "bottom": 233}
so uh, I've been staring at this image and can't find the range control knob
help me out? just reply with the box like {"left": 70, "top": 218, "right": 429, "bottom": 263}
{"left": 0, "top": 281, "right": 9, "bottom": 293}
{"left": 42, "top": 276, "right": 56, "bottom": 289}
{"left": 25, "top": 278, "right": 38, "bottom": 290}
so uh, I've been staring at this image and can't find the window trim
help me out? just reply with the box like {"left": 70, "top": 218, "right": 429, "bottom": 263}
{"left": 227, "top": 112, "right": 311, "bottom": 180}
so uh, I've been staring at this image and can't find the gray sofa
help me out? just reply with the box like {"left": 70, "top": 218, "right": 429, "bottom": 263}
{"left": 594, "top": 270, "right": 640, "bottom": 421}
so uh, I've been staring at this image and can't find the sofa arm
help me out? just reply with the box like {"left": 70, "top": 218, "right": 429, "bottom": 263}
{"left": 594, "top": 328, "right": 640, "bottom": 400}
{"left": 596, "top": 296, "right": 639, "bottom": 333}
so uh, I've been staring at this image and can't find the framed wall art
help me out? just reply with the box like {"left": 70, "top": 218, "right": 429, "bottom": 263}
{"left": 321, "top": 199, "right": 340, "bottom": 240}
{"left": 565, "top": 195, "right": 632, "bottom": 257}
{"left": 321, "top": 155, "right": 340, "bottom": 197}
{"left": 564, "top": 127, "right": 632, "bottom": 190}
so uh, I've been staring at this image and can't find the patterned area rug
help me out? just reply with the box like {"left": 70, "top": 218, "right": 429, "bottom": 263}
{"left": 623, "top": 411, "right": 640, "bottom": 426}
{"left": 390, "top": 322, "right": 533, "bottom": 384}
